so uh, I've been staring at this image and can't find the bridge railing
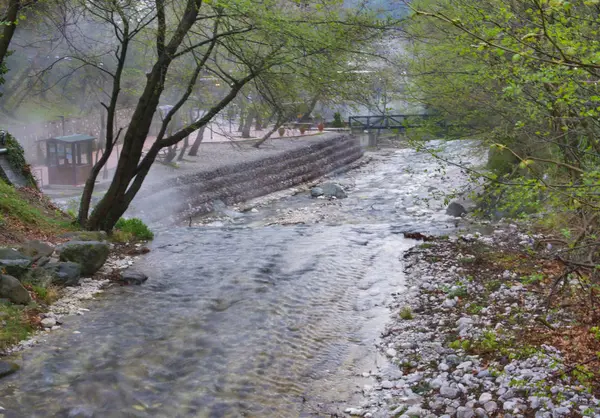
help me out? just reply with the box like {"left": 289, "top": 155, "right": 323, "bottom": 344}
{"left": 348, "top": 114, "right": 435, "bottom": 131}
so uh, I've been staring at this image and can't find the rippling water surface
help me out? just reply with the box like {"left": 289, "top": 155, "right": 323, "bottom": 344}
{"left": 0, "top": 141, "right": 482, "bottom": 417}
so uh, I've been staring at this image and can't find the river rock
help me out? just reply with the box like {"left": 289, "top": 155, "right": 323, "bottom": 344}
{"left": 442, "top": 298, "right": 457, "bottom": 308}
{"left": 405, "top": 406, "right": 425, "bottom": 417}
{"left": 310, "top": 187, "right": 324, "bottom": 197}
{"left": 474, "top": 408, "right": 487, "bottom": 418}
{"left": 446, "top": 201, "right": 467, "bottom": 217}
{"left": 0, "top": 274, "right": 31, "bottom": 304}
{"left": 479, "top": 393, "right": 493, "bottom": 404}
{"left": 18, "top": 240, "right": 55, "bottom": 261}
{"left": 483, "top": 401, "right": 498, "bottom": 414}
{"left": 0, "top": 248, "right": 32, "bottom": 278}
{"left": 457, "top": 406, "right": 475, "bottom": 418}
{"left": 319, "top": 182, "right": 348, "bottom": 199}
{"left": 57, "top": 241, "right": 109, "bottom": 276}
{"left": 119, "top": 269, "right": 148, "bottom": 285}
{"left": 41, "top": 262, "right": 82, "bottom": 286}
{"left": 0, "top": 360, "right": 19, "bottom": 378}
{"left": 381, "top": 380, "right": 394, "bottom": 389}
{"left": 440, "top": 385, "right": 460, "bottom": 399}
{"left": 41, "top": 317, "right": 57, "bottom": 328}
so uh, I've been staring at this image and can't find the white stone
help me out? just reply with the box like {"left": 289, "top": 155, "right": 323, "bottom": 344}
{"left": 483, "top": 401, "right": 498, "bottom": 414}
{"left": 440, "top": 385, "right": 460, "bottom": 399}
{"left": 479, "top": 393, "right": 493, "bottom": 404}
{"left": 40, "top": 318, "right": 56, "bottom": 328}
{"left": 381, "top": 380, "right": 394, "bottom": 389}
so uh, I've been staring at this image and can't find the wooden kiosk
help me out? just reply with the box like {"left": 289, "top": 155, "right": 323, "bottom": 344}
{"left": 45, "top": 134, "right": 95, "bottom": 186}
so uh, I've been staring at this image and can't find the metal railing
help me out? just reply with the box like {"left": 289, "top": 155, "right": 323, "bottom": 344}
{"left": 348, "top": 114, "right": 434, "bottom": 130}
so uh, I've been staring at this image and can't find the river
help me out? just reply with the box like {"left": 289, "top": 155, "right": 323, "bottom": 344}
{"left": 0, "top": 140, "right": 482, "bottom": 417}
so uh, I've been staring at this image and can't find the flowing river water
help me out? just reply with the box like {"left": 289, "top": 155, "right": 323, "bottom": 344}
{"left": 0, "top": 140, "right": 482, "bottom": 417}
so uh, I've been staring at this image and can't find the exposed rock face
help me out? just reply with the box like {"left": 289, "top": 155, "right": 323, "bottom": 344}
{"left": 57, "top": 241, "right": 109, "bottom": 276}
{"left": 0, "top": 274, "right": 31, "bottom": 304}
{"left": 0, "top": 248, "right": 32, "bottom": 278}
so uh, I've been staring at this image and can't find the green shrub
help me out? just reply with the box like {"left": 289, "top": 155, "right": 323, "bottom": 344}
{"left": 332, "top": 112, "right": 344, "bottom": 128}
{"left": 449, "top": 339, "right": 471, "bottom": 350}
{"left": 399, "top": 306, "right": 414, "bottom": 320}
{"left": 30, "top": 284, "right": 60, "bottom": 305}
{"left": 114, "top": 217, "right": 154, "bottom": 241}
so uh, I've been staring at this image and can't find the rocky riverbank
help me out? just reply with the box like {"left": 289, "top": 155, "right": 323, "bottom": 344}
{"left": 346, "top": 225, "right": 600, "bottom": 418}
{"left": 0, "top": 232, "right": 149, "bottom": 373}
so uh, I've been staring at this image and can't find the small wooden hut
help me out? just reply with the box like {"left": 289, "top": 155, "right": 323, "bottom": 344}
{"left": 45, "top": 134, "right": 95, "bottom": 185}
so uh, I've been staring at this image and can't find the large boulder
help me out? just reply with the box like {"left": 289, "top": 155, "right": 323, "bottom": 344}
{"left": 319, "top": 182, "right": 348, "bottom": 199}
{"left": 0, "top": 248, "right": 32, "bottom": 278}
{"left": 40, "top": 262, "right": 82, "bottom": 286}
{"left": 0, "top": 275, "right": 31, "bottom": 304}
{"left": 57, "top": 241, "right": 109, "bottom": 276}
{"left": 18, "top": 240, "right": 55, "bottom": 261}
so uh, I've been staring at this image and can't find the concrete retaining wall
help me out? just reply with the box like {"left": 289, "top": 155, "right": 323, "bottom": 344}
{"left": 129, "top": 134, "right": 363, "bottom": 225}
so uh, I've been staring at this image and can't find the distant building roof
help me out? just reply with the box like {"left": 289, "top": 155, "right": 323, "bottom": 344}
{"left": 49, "top": 134, "right": 95, "bottom": 143}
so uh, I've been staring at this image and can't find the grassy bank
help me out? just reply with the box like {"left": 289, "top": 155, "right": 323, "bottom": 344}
{"left": 0, "top": 179, "right": 75, "bottom": 245}
{"left": 0, "top": 178, "right": 154, "bottom": 354}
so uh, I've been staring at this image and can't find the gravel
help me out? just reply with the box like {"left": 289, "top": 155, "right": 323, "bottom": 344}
{"left": 343, "top": 227, "right": 600, "bottom": 418}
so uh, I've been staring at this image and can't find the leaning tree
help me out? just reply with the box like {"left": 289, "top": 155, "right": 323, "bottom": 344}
{"left": 42, "top": 0, "right": 383, "bottom": 231}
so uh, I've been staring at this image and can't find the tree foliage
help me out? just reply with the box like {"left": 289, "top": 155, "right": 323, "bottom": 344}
{"left": 25, "top": 0, "right": 386, "bottom": 231}
{"left": 404, "top": 0, "right": 600, "bottom": 309}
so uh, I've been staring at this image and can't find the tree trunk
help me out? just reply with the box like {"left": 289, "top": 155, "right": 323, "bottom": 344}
{"left": 77, "top": 137, "right": 116, "bottom": 225}
{"left": 96, "top": 111, "right": 106, "bottom": 164}
{"left": 163, "top": 145, "right": 177, "bottom": 163}
{"left": 242, "top": 109, "right": 255, "bottom": 138}
{"left": 85, "top": 0, "right": 201, "bottom": 231}
{"left": 253, "top": 123, "right": 279, "bottom": 148}
{"left": 237, "top": 101, "right": 245, "bottom": 132}
{"left": 188, "top": 126, "right": 205, "bottom": 156}
{"left": 177, "top": 136, "right": 189, "bottom": 161}
{"left": 254, "top": 112, "right": 285, "bottom": 148}
{"left": 0, "top": 0, "right": 20, "bottom": 73}
{"left": 82, "top": 0, "right": 259, "bottom": 232}
{"left": 255, "top": 111, "right": 263, "bottom": 130}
